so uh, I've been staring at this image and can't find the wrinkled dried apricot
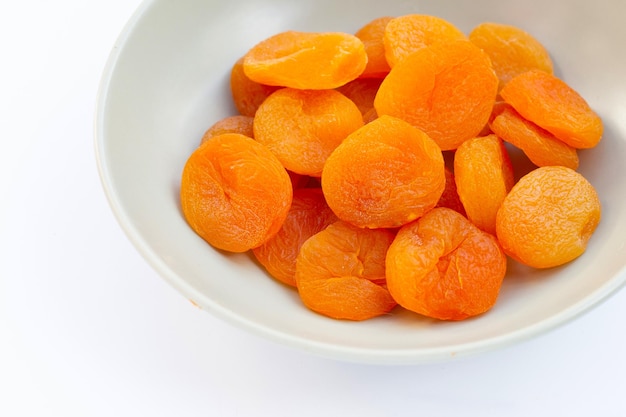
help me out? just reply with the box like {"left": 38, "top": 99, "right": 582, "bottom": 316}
{"left": 200, "top": 115, "right": 254, "bottom": 145}
{"left": 454, "top": 134, "right": 514, "bottom": 235}
{"left": 500, "top": 69, "right": 603, "bottom": 149}
{"left": 362, "top": 108, "right": 378, "bottom": 124}
{"left": 435, "top": 167, "right": 467, "bottom": 217}
{"left": 322, "top": 115, "right": 445, "bottom": 229}
{"left": 295, "top": 220, "right": 397, "bottom": 320}
{"left": 383, "top": 14, "right": 467, "bottom": 67}
{"left": 336, "top": 77, "right": 383, "bottom": 120}
{"left": 386, "top": 207, "right": 507, "bottom": 321}
{"left": 469, "top": 22, "right": 554, "bottom": 91}
{"left": 489, "top": 102, "right": 579, "bottom": 170}
{"left": 354, "top": 16, "right": 393, "bottom": 78}
{"left": 374, "top": 40, "right": 498, "bottom": 150}
{"left": 253, "top": 188, "right": 337, "bottom": 287}
{"left": 243, "top": 31, "right": 367, "bottom": 90}
{"left": 254, "top": 88, "right": 363, "bottom": 176}
{"left": 496, "top": 166, "right": 601, "bottom": 268}
{"left": 230, "top": 57, "right": 280, "bottom": 117}
{"left": 180, "top": 15, "right": 606, "bottom": 323}
{"left": 180, "top": 133, "right": 292, "bottom": 253}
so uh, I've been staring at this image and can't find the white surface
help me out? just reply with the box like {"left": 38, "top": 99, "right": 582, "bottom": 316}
{"left": 1, "top": 1, "right": 625, "bottom": 416}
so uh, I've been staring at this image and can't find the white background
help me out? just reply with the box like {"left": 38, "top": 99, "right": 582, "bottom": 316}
{"left": 1, "top": 1, "right": 625, "bottom": 416}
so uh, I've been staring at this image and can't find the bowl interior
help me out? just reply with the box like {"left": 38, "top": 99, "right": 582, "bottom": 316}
{"left": 96, "top": 0, "right": 626, "bottom": 364}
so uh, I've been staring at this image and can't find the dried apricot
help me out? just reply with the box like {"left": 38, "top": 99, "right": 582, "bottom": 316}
{"left": 180, "top": 133, "right": 292, "bottom": 253}
{"left": 354, "top": 16, "right": 393, "bottom": 78}
{"left": 336, "top": 77, "right": 383, "bottom": 120}
{"left": 469, "top": 22, "right": 554, "bottom": 91}
{"left": 496, "top": 166, "right": 601, "bottom": 268}
{"left": 383, "top": 14, "right": 467, "bottom": 67}
{"left": 321, "top": 115, "right": 445, "bottom": 229}
{"left": 230, "top": 57, "right": 280, "bottom": 117}
{"left": 243, "top": 31, "right": 367, "bottom": 90}
{"left": 180, "top": 15, "right": 606, "bottom": 323}
{"left": 489, "top": 102, "right": 579, "bottom": 170}
{"left": 499, "top": 70, "right": 603, "bottom": 149}
{"left": 295, "top": 220, "right": 397, "bottom": 320}
{"left": 200, "top": 115, "right": 254, "bottom": 145}
{"left": 253, "top": 88, "right": 363, "bottom": 176}
{"left": 386, "top": 207, "right": 507, "bottom": 321}
{"left": 453, "top": 134, "right": 514, "bottom": 234}
{"left": 374, "top": 40, "right": 498, "bottom": 150}
{"left": 253, "top": 188, "right": 337, "bottom": 287}
{"left": 362, "top": 108, "right": 378, "bottom": 124}
{"left": 435, "top": 167, "right": 467, "bottom": 217}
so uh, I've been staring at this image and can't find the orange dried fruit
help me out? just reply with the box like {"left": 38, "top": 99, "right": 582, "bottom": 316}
{"left": 469, "top": 22, "right": 554, "bottom": 91}
{"left": 180, "top": 15, "right": 606, "bottom": 322}
{"left": 386, "top": 207, "right": 507, "bottom": 321}
{"left": 200, "top": 115, "right": 254, "bottom": 145}
{"left": 499, "top": 69, "right": 603, "bottom": 149}
{"left": 435, "top": 167, "right": 467, "bottom": 217}
{"left": 253, "top": 188, "right": 338, "bottom": 287}
{"left": 383, "top": 14, "right": 467, "bottom": 67}
{"left": 336, "top": 77, "right": 383, "bottom": 120}
{"left": 230, "top": 57, "right": 280, "bottom": 117}
{"left": 295, "top": 220, "right": 397, "bottom": 320}
{"left": 489, "top": 102, "right": 579, "bottom": 170}
{"left": 496, "top": 166, "right": 601, "bottom": 268}
{"left": 374, "top": 40, "right": 498, "bottom": 150}
{"left": 354, "top": 16, "right": 393, "bottom": 78}
{"left": 321, "top": 115, "right": 445, "bottom": 229}
{"left": 253, "top": 88, "right": 363, "bottom": 176}
{"left": 362, "top": 107, "right": 378, "bottom": 124}
{"left": 180, "top": 133, "right": 292, "bottom": 253}
{"left": 453, "top": 134, "right": 514, "bottom": 235}
{"left": 242, "top": 31, "right": 367, "bottom": 90}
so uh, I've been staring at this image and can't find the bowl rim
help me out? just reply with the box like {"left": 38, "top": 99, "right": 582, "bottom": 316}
{"left": 93, "top": 0, "right": 626, "bottom": 365}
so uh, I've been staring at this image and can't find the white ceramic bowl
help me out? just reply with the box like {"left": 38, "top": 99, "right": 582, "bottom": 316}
{"left": 95, "top": 0, "right": 626, "bottom": 364}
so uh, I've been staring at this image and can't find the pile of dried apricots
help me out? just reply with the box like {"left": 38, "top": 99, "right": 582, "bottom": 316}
{"left": 180, "top": 14, "right": 603, "bottom": 321}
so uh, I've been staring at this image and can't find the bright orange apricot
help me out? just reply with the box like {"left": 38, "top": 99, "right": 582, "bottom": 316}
{"left": 230, "top": 57, "right": 280, "bottom": 117}
{"left": 496, "top": 166, "right": 601, "bottom": 268}
{"left": 336, "top": 77, "right": 383, "bottom": 120}
{"left": 253, "top": 188, "right": 338, "bottom": 287}
{"left": 374, "top": 40, "right": 498, "bottom": 150}
{"left": 469, "top": 22, "right": 554, "bottom": 91}
{"left": 454, "top": 134, "right": 514, "bottom": 234}
{"left": 180, "top": 17, "right": 607, "bottom": 323}
{"left": 180, "top": 133, "right": 292, "bottom": 253}
{"left": 355, "top": 16, "right": 393, "bottom": 78}
{"left": 386, "top": 207, "right": 507, "bottom": 321}
{"left": 295, "top": 220, "right": 397, "bottom": 320}
{"left": 362, "top": 107, "right": 378, "bottom": 124}
{"left": 383, "top": 14, "right": 467, "bottom": 68}
{"left": 322, "top": 115, "right": 445, "bottom": 228}
{"left": 489, "top": 102, "right": 579, "bottom": 170}
{"left": 500, "top": 70, "right": 603, "bottom": 149}
{"left": 243, "top": 31, "right": 367, "bottom": 89}
{"left": 435, "top": 167, "right": 467, "bottom": 217}
{"left": 200, "top": 115, "right": 254, "bottom": 145}
{"left": 253, "top": 88, "right": 364, "bottom": 176}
